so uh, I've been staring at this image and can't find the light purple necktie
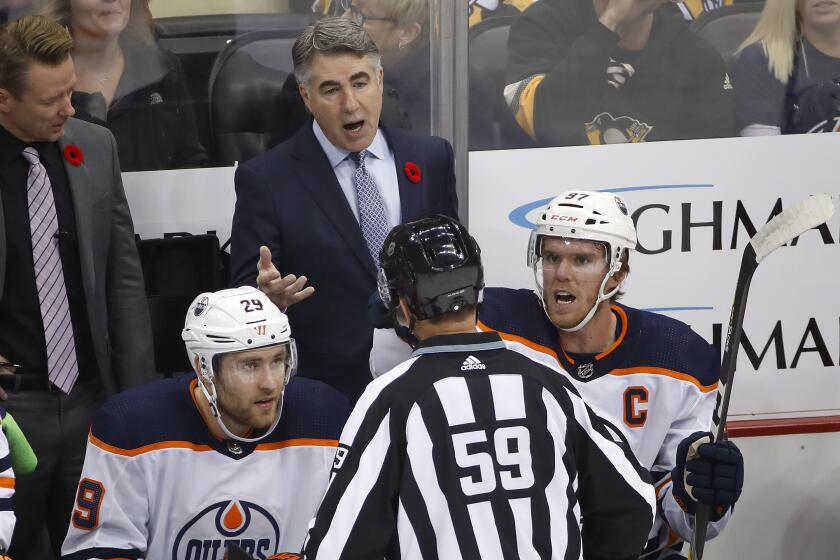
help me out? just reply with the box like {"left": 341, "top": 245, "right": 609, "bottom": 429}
{"left": 349, "top": 150, "right": 391, "bottom": 268}
{"left": 22, "top": 147, "right": 79, "bottom": 394}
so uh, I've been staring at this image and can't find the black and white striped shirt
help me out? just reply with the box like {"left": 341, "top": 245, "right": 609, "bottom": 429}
{"left": 304, "top": 331, "right": 655, "bottom": 560}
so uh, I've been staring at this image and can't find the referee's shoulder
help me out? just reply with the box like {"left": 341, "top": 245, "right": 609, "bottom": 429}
{"left": 353, "top": 356, "right": 424, "bottom": 412}
{"left": 498, "top": 341, "right": 581, "bottom": 396}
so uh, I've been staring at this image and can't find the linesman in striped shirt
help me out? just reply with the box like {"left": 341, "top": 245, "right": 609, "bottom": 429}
{"left": 303, "top": 216, "right": 656, "bottom": 560}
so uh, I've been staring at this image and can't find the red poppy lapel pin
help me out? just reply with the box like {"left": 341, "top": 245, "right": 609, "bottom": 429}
{"left": 63, "top": 144, "right": 84, "bottom": 166}
{"left": 403, "top": 161, "right": 421, "bottom": 184}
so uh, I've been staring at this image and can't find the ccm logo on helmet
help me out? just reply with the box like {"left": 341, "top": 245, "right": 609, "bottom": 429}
{"left": 549, "top": 214, "right": 578, "bottom": 222}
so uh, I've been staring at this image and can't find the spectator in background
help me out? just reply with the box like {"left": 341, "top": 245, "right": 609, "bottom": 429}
{"left": 0, "top": 1, "right": 33, "bottom": 24}
{"left": 468, "top": 0, "right": 535, "bottom": 26}
{"left": 344, "top": 0, "right": 431, "bottom": 133}
{"left": 36, "top": 0, "right": 208, "bottom": 171}
{"left": 504, "top": 0, "right": 735, "bottom": 146}
{"left": 734, "top": 0, "right": 840, "bottom": 135}
{"left": 674, "top": 0, "right": 733, "bottom": 22}
{"left": 0, "top": 15, "right": 153, "bottom": 558}
{"left": 231, "top": 17, "right": 457, "bottom": 402}
{"left": 271, "top": 0, "right": 429, "bottom": 147}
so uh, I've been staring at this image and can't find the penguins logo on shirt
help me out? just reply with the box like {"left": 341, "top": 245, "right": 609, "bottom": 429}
{"left": 677, "top": 0, "right": 734, "bottom": 21}
{"left": 585, "top": 112, "right": 652, "bottom": 144}
{"left": 806, "top": 116, "right": 840, "bottom": 133}
{"left": 173, "top": 498, "right": 280, "bottom": 560}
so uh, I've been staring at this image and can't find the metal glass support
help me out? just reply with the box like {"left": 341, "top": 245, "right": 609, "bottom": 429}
{"left": 429, "top": 0, "right": 470, "bottom": 224}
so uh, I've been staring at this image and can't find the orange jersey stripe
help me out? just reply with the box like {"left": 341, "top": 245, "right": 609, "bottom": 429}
{"left": 610, "top": 367, "right": 718, "bottom": 392}
{"left": 90, "top": 433, "right": 338, "bottom": 457}
{"left": 479, "top": 319, "right": 715, "bottom": 391}
{"left": 0, "top": 477, "right": 14, "bottom": 489}
{"left": 596, "top": 305, "right": 629, "bottom": 360}
{"left": 665, "top": 528, "right": 681, "bottom": 547}
{"left": 655, "top": 474, "right": 672, "bottom": 494}
{"left": 256, "top": 438, "right": 339, "bottom": 451}
{"left": 89, "top": 433, "right": 214, "bottom": 457}
{"left": 561, "top": 305, "right": 629, "bottom": 364}
{"left": 477, "top": 320, "right": 561, "bottom": 362}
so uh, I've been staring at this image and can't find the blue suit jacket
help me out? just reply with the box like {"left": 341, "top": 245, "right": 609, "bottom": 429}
{"left": 231, "top": 123, "right": 458, "bottom": 401}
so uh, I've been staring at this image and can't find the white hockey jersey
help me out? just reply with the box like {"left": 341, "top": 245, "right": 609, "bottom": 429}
{"left": 477, "top": 288, "right": 729, "bottom": 557}
{"left": 61, "top": 374, "right": 350, "bottom": 560}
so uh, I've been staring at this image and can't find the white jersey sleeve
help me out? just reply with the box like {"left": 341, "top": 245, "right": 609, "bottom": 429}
{"left": 654, "top": 386, "right": 731, "bottom": 542}
{"left": 369, "top": 328, "right": 413, "bottom": 379}
{"left": 61, "top": 436, "right": 151, "bottom": 559}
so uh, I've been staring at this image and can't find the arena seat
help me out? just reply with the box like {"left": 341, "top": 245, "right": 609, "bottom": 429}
{"left": 136, "top": 233, "right": 226, "bottom": 376}
{"left": 468, "top": 16, "right": 535, "bottom": 150}
{"left": 690, "top": 3, "right": 765, "bottom": 65}
{"left": 207, "top": 29, "right": 305, "bottom": 166}
{"left": 155, "top": 13, "right": 314, "bottom": 167}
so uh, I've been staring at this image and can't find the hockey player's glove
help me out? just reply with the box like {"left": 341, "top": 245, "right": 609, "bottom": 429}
{"left": 671, "top": 431, "right": 744, "bottom": 521}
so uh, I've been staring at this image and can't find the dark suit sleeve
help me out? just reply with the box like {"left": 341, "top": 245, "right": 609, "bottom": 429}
{"left": 441, "top": 138, "right": 459, "bottom": 219}
{"left": 105, "top": 130, "right": 155, "bottom": 389}
{"left": 230, "top": 162, "right": 282, "bottom": 288}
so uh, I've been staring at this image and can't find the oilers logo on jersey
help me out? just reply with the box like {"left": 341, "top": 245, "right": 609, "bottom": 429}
{"left": 173, "top": 498, "right": 280, "bottom": 560}
{"left": 585, "top": 112, "right": 652, "bottom": 144}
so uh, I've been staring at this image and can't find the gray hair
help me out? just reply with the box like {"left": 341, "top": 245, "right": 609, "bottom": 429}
{"left": 292, "top": 16, "right": 381, "bottom": 89}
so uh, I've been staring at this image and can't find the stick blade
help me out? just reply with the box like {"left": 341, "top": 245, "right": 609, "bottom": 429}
{"left": 751, "top": 193, "right": 834, "bottom": 263}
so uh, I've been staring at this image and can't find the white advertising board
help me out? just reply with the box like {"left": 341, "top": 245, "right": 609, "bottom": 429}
{"left": 469, "top": 134, "right": 840, "bottom": 421}
{"left": 122, "top": 165, "right": 237, "bottom": 244}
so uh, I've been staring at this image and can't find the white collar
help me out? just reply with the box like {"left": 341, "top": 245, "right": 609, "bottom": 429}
{"left": 312, "top": 119, "right": 389, "bottom": 168}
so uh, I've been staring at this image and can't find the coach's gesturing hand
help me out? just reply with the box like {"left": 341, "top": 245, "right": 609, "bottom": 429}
{"left": 256, "top": 246, "right": 315, "bottom": 311}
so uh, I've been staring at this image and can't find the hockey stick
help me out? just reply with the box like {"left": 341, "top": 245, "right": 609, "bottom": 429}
{"left": 688, "top": 193, "right": 835, "bottom": 560}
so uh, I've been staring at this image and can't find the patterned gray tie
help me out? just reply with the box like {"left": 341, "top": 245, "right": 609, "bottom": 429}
{"left": 22, "top": 147, "right": 79, "bottom": 394}
{"left": 349, "top": 150, "right": 391, "bottom": 268}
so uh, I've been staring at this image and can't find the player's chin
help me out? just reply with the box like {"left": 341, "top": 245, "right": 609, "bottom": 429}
{"left": 547, "top": 307, "right": 583, "bottom": 330}
{"left": 251, "top": 401, "right": 279, "bottom": 425}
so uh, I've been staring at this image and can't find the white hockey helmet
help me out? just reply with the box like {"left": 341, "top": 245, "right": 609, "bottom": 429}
{"left": 182, "top": 286, "right": 297, "bottom": 443}
{"left": 527, "top": 191, "right": 637, "bottom": 332}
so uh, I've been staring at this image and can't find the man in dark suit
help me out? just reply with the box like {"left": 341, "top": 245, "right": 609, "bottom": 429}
{"left": 231, "top": 17, "right": 457, "bottom": 402}
{"left": 0, "top": 16, "right": 154, "bottom": 558}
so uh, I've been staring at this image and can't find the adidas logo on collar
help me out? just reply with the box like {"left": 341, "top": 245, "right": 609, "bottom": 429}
{"left": 461, "top": 355, "right": 486, "bottom": 371}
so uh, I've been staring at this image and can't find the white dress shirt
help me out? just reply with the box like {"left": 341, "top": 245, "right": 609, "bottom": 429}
{"left": 312, "top": 120, "right": 402, "bottom": 229}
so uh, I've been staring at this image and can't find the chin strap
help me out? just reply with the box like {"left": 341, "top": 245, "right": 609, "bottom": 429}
{"left": 536, "top": 263, "right": 624, "bottom": 333}
{"left": 197, "top": 375, "right": 283, "bottom": 444}
{"left": 556, "top": 270, "right": 623, "bottom": 333}
{"left": 391, "top": 310, "right": 419, "bottom": 348}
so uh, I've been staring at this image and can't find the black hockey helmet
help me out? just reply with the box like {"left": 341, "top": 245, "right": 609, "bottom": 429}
{"left": 378, "top": 215, "right": 483, "bottom": 321}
